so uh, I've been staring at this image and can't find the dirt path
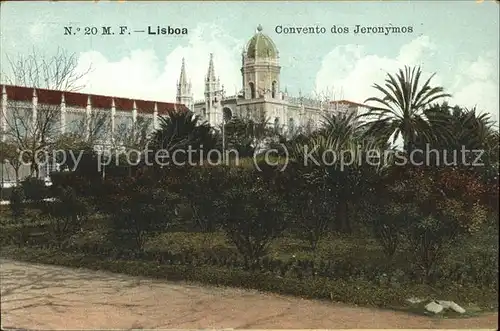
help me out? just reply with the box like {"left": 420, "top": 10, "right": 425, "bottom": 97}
{"left": 1, "top": 259, "right": 497, "bottom": 329}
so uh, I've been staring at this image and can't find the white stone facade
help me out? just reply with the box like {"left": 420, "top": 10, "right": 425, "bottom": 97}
{"left": 0, "top": 84, "right": 187, "bottom": 184}
{"left": 175, "top": 25, "right": 369, "bottom": 137}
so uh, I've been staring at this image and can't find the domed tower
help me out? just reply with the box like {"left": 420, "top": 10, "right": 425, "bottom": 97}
{"left": 241, "top": 24, "right": 281, "bottom": 100}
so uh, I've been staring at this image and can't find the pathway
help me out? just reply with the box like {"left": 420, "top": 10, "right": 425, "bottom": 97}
{"left": 1, "top": 259, "right": 498, "bottom": 329}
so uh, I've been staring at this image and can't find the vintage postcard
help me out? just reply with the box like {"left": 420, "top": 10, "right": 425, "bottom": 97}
{"left": 0, "top": 0, "right": 498, "bottom": 330}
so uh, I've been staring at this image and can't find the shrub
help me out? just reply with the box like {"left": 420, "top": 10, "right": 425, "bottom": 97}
{"left": 217, "top": 168, "right": 289, "bottom": 269}
{"left": 366, "top": 202, "right": 405, "bottom": 260}
{"left": 101, "top": 170, "right": 179, "bottom": 250}
{"left": 39, "top": 186, "right": 90, "bottom": 246}
{"left": 284, "top": 166, "right": 335, "bottom": 250}
{"left": 170, "top": 165, "right": 231, "bottom": 232}
{"left": 9, "top": 186, "right": 25, "bottom": 220}
{"left": 391, "top": 166, "right": 489, "bottom": 283}
{"left": 21, "top": 177, "right": 48, "bottom": 202}
{"left": 9, "top": 187, "right": 28, "bottom": 246}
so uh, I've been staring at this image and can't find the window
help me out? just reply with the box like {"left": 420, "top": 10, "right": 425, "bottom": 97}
{"left": 249, "top": 82, "right": 256, "bottom": 99}
{"left": 65, "top": 111, "right": 84, "bottom": 134}
{"left": 288, "top": 118, "right": 295, "bottom": 135}
{"left": 223, "top": 107, "right": 233, "bottom": 122}
{"left": 272, "top": 81, "right": 277, "bottom": 98}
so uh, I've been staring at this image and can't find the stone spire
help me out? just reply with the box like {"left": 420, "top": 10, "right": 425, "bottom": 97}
{"left": 176, "top": 58, "right": 193, "bottom": 110}
{"left": 207, "top": 53, "right": 216, "bottom": 82}
{"left": 179, "top": 58, "right": 187, "bottom": 86}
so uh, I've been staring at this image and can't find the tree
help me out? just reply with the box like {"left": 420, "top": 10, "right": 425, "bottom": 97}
{"left": 217, "top": 168, "right": 288, "bottom": 269}
{"left": 1, "top": 47, "right": 92, "bottom": 178}
{"left": 0, "top": 141, "right": 25, "bottom": 184}
{"left": 100, "top": 170, "right": 178, "bottom": 250}
{"left": 361, "top": 66, "right": 451, "bottom": 153}
{"left": 9, "top": 187, "right": 27, "bottom": 246}
{"left": 174, "top": 165, "right": 230, "bottom": 232}
{"left": 285, "top": 166, "right": 335, "bottom": 250}
{"left": 40, "top": 186, "right": 90, "bottom": 247}
{"left": 290, "top": 116, "right": 393, "bottom": 233}
{"left": 148, "top": 109, "right": 218, "bottom": 166}
{"left": 221, "top": 117, "right": 266, "bottom": 157}
{"left": 423, "top": 103, "right": 499, "bottom": 165}
{"left": 391, "top": 166, "right": 489, "bottom": 283}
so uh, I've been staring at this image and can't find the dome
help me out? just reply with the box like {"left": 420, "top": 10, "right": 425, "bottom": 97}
{"left": 245, "top": 25, "right": 278, "bottom": 59}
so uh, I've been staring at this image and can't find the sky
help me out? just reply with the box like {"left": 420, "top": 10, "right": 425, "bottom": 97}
{"left": 1, "top": 0, "right": 499, "bottom": 123}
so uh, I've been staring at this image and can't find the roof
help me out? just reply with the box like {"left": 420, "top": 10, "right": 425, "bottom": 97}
{"left": 0, "top": 84, "right": 189, "bottom": 115}
{"left": 245, "top": 25, "right": 278, "bottom": 59}
{"left": 330, "top": 99, "right": 372, "bottom": 109}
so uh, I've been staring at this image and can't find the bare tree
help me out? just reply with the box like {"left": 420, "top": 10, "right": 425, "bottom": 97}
{"left": 0, "top": 141, "right": 26, "bottom": 185}
{"left": 1, "top": 47, "right": 92, "bottom": 178}
{"left": 113, "top": 116, "right": 153, "bottom": 151}
{"left": 3, "top": 46, "right": 91, "bottom": 92}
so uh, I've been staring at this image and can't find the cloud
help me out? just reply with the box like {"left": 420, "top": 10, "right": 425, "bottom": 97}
{"left": 315, "top": 35, "right": 438, "bottom": 106}
{"left": 315, "top": 36, "right": 498, "bottom": 150}
{"left": 75, "top": 23, "right": 244, "bottom": 102}
{"left": 450, "top": 52, "right": 499, "bottom": 124}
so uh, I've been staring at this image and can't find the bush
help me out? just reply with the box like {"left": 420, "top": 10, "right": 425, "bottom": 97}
{"left": 21, "top": 177, "right": 48, "bottom": 202}
{"left": 389, "top": 166, "right": 489, "bottom": 283}
{"left": 9, "top": 187, "right": 28, "bottom": 246}
{"left": 169, "top": 165, "right": 231, "bottom": 232}
{"left": 39, "top": 186, "right": 90, "bottom": 246}
{"left": 9, "top": 186, "right": 25, "bottom": 220}
{"left": 217, "top": 168, "right": 289, "bottom": 269}
{"left": 100, "top": 170, "right": 179, "bottom": 250}
{"left": 284, "top": 166, "right": 335, "bottom": 250}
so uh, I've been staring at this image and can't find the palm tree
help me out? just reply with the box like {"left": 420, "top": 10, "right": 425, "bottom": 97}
{"left": 361, "top": 66, "right": 451, "bottom": 153}
{"left": 290, "top": 113, "right": 395, "bottom": 233}
{"left": 420, "top": 102, "right": 499, "bottom": 166}
{"left": 320, "top": 111, "right": 359, "bottom": 143}
{"left": 148, "top": 109, "right": 218, "bottom": 165}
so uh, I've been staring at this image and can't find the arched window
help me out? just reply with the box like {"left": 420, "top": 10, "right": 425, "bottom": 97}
{"left": 202, "top": 108, "right": 206, "bottom": 117}
{"left": 272, "top": 81, "right": 277, "bottom": 98}
{"left": 249, "top": 82, "right": 256, "bottom": 99}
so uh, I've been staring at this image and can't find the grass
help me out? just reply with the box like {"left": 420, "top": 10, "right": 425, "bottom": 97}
{"left": 1, "top": 210, "right": 498, "bottom": 315}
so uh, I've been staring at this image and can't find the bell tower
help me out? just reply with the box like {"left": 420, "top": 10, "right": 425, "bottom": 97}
{"left": 241, "top": 25, "right": 281, "bottom": 100}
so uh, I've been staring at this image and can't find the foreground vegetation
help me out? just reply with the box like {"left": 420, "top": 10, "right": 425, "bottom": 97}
{"left": 1, "top": 65, "right": 498, "bottom": 314}
{"left": 1, "top": 162, "right": 498, "bottom": 312}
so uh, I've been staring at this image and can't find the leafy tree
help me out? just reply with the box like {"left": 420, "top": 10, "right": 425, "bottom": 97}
{"left": 217, "top": 168, "right": 288, "bottom": 269}
{"left": 100, "top": 170, "right": 178, "bottom": 250}
{"left": 419, "top": 103, "right": 499, "bottom": 164}
{"left": 285, "top": 166, "right": 335, "bottom": 250}
{"left": 290, "top": 122, "right": 392, "bottom": 233}
{"left": 220, "top": 116, "right": 277, "bottom": 158}
{"left": 389, "top": 166, "right": 488, "bottom": 283}
{"left": 173, "top": 165, "right": 231, "bottom": 232}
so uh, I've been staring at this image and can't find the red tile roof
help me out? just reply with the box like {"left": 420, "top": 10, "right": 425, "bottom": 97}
{"left": 330, "top": 99, "right": 371, "bottom": 109}
{"left": 0, "top": 84, "right": 188, "bottom": 114}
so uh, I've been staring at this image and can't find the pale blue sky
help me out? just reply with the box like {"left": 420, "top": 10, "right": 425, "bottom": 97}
{"left": 1, "top": 1, "right": 498, "bottom": 121}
